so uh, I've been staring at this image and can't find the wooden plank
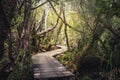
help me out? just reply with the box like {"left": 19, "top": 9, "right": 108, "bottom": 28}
{"left": 32, "top": 46, "right": 74, "bottom": 79}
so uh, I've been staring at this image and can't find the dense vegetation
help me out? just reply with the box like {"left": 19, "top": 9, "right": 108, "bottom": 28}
{"left": 0, "top": 0, "right": 120, "bottom": 80}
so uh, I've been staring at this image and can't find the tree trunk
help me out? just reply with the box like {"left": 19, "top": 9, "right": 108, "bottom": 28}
{"left": 63, "top": 10, "right": 70, "bottom": 50}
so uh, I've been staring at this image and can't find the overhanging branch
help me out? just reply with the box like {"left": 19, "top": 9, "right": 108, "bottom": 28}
{"left": 31, "top": 1, "right": 48, "bottom": 10}
{"left": 37, "top": 9, "right": 61, "bottom": 35}
{"left": 47, "top": 0, "right": 84, "bottom": 33}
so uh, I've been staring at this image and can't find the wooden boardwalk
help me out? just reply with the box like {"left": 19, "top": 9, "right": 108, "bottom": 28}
{"left": 32, "top": 45, "right": 75, "bottom": 80}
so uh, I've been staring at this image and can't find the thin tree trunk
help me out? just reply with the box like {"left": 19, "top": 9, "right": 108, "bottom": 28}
{"left": 8, "top": 27, "right": 13, "bottom": 61}
{"left": 20, "top": 0, "right": 32, "bottom": 79}
{"left": 55, "top": 22, "right": 63, "bottom": 44}
{"left": 64, "top": 24, "right": 70, "bottom": 50}
{"left": 63, "top": 10, "right": 70, "bottom": 50}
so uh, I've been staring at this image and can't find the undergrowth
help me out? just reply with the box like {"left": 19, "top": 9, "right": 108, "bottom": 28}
{"left": 56, "top": 50, "right": 120, "bottom": 80}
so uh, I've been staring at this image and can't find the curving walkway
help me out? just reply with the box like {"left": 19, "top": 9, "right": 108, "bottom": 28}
{"left": 32, "top": 45, "right": 74, "bottom": 80}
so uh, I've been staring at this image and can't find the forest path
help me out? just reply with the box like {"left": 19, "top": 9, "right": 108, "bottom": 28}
{"left": 32, "top": 45, "right": 74, "bottom": 80}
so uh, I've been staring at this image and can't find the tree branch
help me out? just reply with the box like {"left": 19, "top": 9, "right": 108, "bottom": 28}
{"left": 100, "top": 19, "right": 120, "bottom": 39}
{"left": 63, "top": 9, "right": 70, "bottom": 50}
{"left": 37, "top": 9, "right": 61, "bottom": 35}
{"left": 31, "top": 1, "right": 48, "bottom": 10}
{"left": 47, "top": 0, "right": 84, "bottom": 33}
{"left": 79, "top": 2, "right": 93, "bottom": 31}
